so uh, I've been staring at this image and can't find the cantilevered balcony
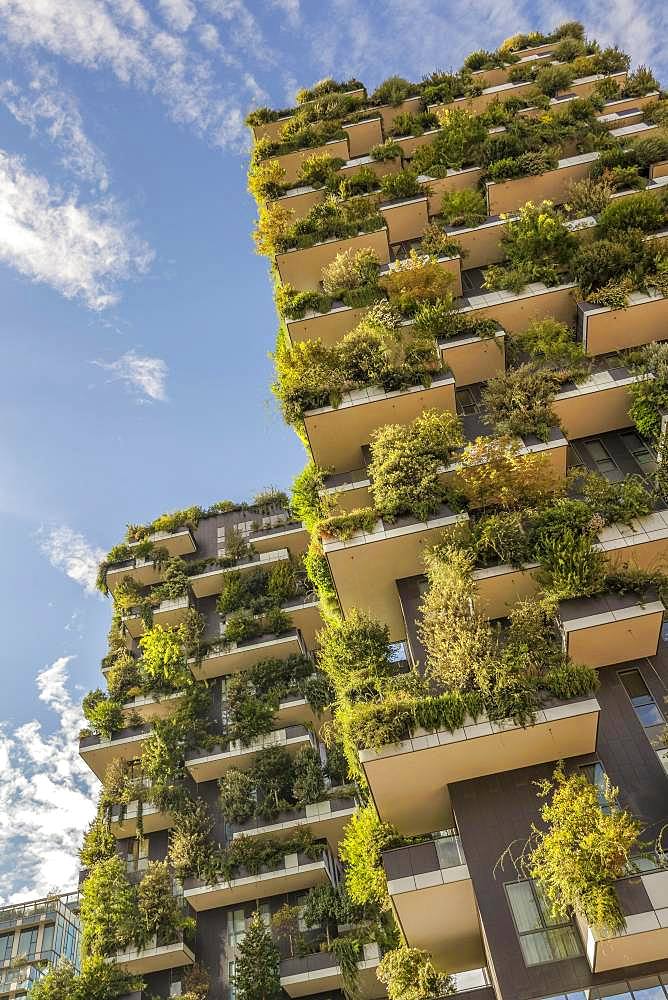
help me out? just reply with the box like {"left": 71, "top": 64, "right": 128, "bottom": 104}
{"left": 106, "top": 557, "right": 164, "bottom": 592}
{"left": 552, "top": 361, "right": 641, "bottom": 440}
{"left": 230, "top": 795, "right": 357, "bottom": 852}
{"left": 360, "top": 695, "right": 600, "bottom": 835}
{"left": 382, "top": 833, "right": 483, "bottom": 972}
{"left": 79, "top": 724, "right": 151, "bottom": 780}
{"left": 578, "top": 290, "right": 668, "bottom": 357}
{"left": 304, "top": 370, "right": 456, "bottom": 474}
{"left": 185, "top": 725, "right": 313, "bottom": 783}
{"left": 271, "top": 690, "right": 330, "bottom": 731}
{"left": 190, "top": 628, "right": 307, "bottom": 681}
{"left": 598, "top": 508, "right": 668, "bottom": 571}
{"left": 269, "top": 137, "right": 350, "bottom": 186}
{"left": 114, "top": 933, "right": 195, "bottom": 975}
{"left": 122, "top": 595, "right": 190, "bottom": 638}
{"left": 421, "top": 167, "right": 485, "bottom": 217}
{"left": 122, "top": 690, "right": 184, "bottom": 723}
{"left": 280, "top": 942, "right": 384, "bottom": 998}
{"left": 458, "top": 279, "right": 578, "bottom": 333}
{"left": 189, "top": 548, "right": 291, "bottom": 599}
{"left": 276, "top": 228, "right": 390, "bottom": 291}
{"left": 183, "top": 846, "right": 337, "bottom": 911}
{"left": 486, "top": 150, "right": 599, "bottom": 215}
{"left": 248, "top": 520, "right": 310, "bottom": 558}
{"left": 324, "top": 504, "right": 467, "bottom": 641}
{"left": 575, "top": 867, "right": 668, "bottom": 973}
{"left": 557, "top": 589, "right": 664, "bottom": 669}
{"left": 109, "top": 789, "right": 174, "bottom": 838}
{"left": 129, "top": 527, "right": 196, "bottom": 558}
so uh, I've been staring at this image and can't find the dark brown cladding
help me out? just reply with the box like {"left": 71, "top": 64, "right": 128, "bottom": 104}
{"left": 450, "top": 651, "right": 668, "bottom": 1000}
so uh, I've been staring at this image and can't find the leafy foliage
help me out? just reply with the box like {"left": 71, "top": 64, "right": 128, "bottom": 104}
{"left": 377, "top": 947, "right": 454, "bottom": 1000}
{"left": 339, "top": 805, "right": 403, "bottom": 906}
{"left": 234, "top": 911, "right": 282, "bottom": 1000}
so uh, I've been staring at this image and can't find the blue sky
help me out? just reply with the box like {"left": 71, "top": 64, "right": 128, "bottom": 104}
{"left": 0, "top": 0, "right": 666, "bottom": 903}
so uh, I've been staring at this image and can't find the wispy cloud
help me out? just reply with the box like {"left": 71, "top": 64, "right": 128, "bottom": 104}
{"left": 0, "top": 64, "right": 109, "bottom": 191}
{"left": 0, "top": 151, "right": 153, "bottom": 309}
{"left": 0, "top": 656, "right": 98, "bottom": 904}
{"left": 270, "top": 0, "right": 301, "bottom": 27}
{"left": 95, "top": 349, "right": 169, "bottom": 402}
{"left": 37, "top": 525, "right": 104, "bottom": 596}
{"left": 158, "top": 0, "right": 196, "bottom": 33}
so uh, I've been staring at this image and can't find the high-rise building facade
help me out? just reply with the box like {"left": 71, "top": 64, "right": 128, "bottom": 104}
{"left": 0, "top": 893, "right": 80, "bottom": 998}
{"left": 73, "top": 20, "right": 668, "bottom": 1000}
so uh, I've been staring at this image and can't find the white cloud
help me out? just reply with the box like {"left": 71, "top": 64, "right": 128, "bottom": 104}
{"left": 158, "top": 0, "right": 196, "bottom": 32}
{"left": 0, "top": 151, "right": 153, "bottom": 309}
{"left": 0, "top": 657, "right": 98, "bottom": 904}
{"left": 270, "top": 0, "right": 301, "bottom": 26}
{"left": 95, "top": 349, "right": 169, "bottom": 401}
{"left": 37, "top": 525, "right": 105, "bottom": 596}
{"left": 0, "top": 65, "right": 109, "bottom": 191}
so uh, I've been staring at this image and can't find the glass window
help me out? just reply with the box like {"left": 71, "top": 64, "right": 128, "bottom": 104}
{"left": 455, "top": 387, "right": 481, "bottom": 416}
{"left": 18, "top": 927, "right": 38, "bottom": 959}
{"left": 506, "top": 880, "right": 581, "bottom": 966}
{"left": 620, "top": 432, "right": 657, "bottom": 474}
{"left": 582, "top": 439, "right": 623, "bottom": 482}
{"left": 619, "top": 670, "right": 666, "bottom": 730}
{"left": 581, "top": 762, "right": 609, "bottom": 811}
{"left": 41, "top": 924, "right": 54, "bottom": 953}
{"left": 0, "top": 933, "right": 13, "bottom": 961}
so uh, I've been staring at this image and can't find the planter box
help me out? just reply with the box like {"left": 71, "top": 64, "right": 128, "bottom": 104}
{"left": 579, "top": 292, "right": 668, "bottom": 356}
{"left": 557, "top": 590, "right": 664, "bottom": 668}
{"left": 277, "top": 227, "right": 390, "bottom": 291}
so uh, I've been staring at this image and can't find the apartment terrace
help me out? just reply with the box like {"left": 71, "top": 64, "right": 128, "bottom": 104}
{"left": 578, "top": 290, "right": 668, "bottom": 357}
{"left": 113, "top": 934, "right": 195, "bottom": 975}
{"left": 280, "top": 941, "right": 383, "bottom": 998}
{"left": 189, "top": 628, "right": 307, "bottom": 681}
{"left": 122, "top": 594, "right": 190, "bottom": 638}
{"left": 557, "top": 588, "right": 664, "bottom": 668}
{"left": 189, "top": 547, "right": 291, "bottom": 599}
{"left": 247, "top": 520, "right": 310, "bottom": 558}
{"left": 552, "top": 361, "right": 641, "bottom": 440}
{"left": 79, "top": 723, "right": 151, "bottom": 780}
{"left": 185, "top": 724, "right": 313, "bottom": 783}
{"left": 109, "top": 798, "right": 174, "bottom": 838}
{"left": 575, "top": 867, "right": 668, "bottom": 973}
{"left": 183, "top": 846, "right": 336, "bottom": 911}
{"left": 359, "top": 695, "right": 600, "bottom": 834}
{"left": 129, "top": 526, "right": 196, "bottom": 557}
{"left": 458, "top": 279, "right": 577, "bottom": 333}
{"left": 230, "top": 794, "right": 357, "bottom": 852}
{"left": 121, "top": 689, "right": 184, "bottom": 723}
{"left": 304, "top": 370, "right": 456, "bottom": 473}
{"left": 276, "top": 227, "right": 390, "bottom": 291}
{"left": 324, "top": 504, "right": 467, "bottom": 641}
{"left": 382, "top": 832, "right": 483, "bottom": 972}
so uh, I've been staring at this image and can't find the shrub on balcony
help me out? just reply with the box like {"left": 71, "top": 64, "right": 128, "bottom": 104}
{"left": 127, "top": 506, "right": 203, "bottom": 543}
{"left": 482, "top": 363, "right": 559, "bottom": 441}
{"left": 533, "top": 64, "right": 574, "bottom": 97}
{"left": 378, "top": 947, "right": 455, "bottom": 1000}
{"left": 275, "top": 283, "right": 331, "bottom": 319}
{"left": 457, "top": 436, "right": 560, "bottom": 510}
{"left": 629, "top": 342, "right": 668, "bottom": 442}
{"left": 293, "top": 745, "right": 326, "bottom": 805}
{"left": 80, "top": 815, "right": 117, "bottom": 869}
{"left": 139, "top": 622, "right": 191, "bottom": 689}
{"left": 370, "top": 138, "right": 403, "bottom": 161}
{"left": 572, "top": 237, "right": 636, "bottom": 297}
{"left": 463, "top": 48, "right": 505, "bottom": 71}
{"left": 564, "top": 176, "right": 613, "bottom": 217}
{"left": 624, "top": 65, "right": 661, "bottom": 97}
{"left": 296, "top": 77, "right": 364, "bottom": 104}
{"left": 339, "top": 804, "right": 403, "bottom": 906}
{"left": 418, "top": 222, "right": 463, "bottom": 258}
{"left": 296, "top": 153, "right": 346, "bottom": 188}
{"left": 318, "top": 609, "right": 400, "bottom": 700}
{"left": 633, "top": 135, "right": 668, "bottom": 171}
{"left": 82, "top": 689, "right": 125, "bottom": 739}
{"left": 512, "top": 317, "right": 588, "bottom": 379}
{"left": 573, "top": 467, "right": 654, "bottom": 524}
{"left": 413, "top": 302, "right": 499, "bottom": 342}
{"left": 81, "top": 855, "right": 136, "bottom": 956}
{"left": 487, "top": 147, "right": 560, "bottom": 181}
{"left": 534, "top": 524, "right": 607, "bottom": 600}
{"left": 29, "top": 958, "right": 144, "bottom": 1000}
{"left": 136, "top": 860, "right": 183, "bottom": 947}
{"left": 466, "top": 510, "right": 532, "bottom": 568}
{"left": 168, "top": 799, "right": 214, "bottom": 881}
{"left": 333, "top": 164, "right": 381, "bottom": 200}
{"left": 387, "top": 110, "right": 439, "bottom": 138}
{"left": 528, "top": 764, "right": 641, "bottom": 932}
{"left": 419, "top": 69, "right": 470, "bottom": 106}
{"left": 318, "top": 507, "right": 380, "bottom": 541}
{"left": 367, "top": 408, "right": 464, "bottom": 521}
{"left": 598, "top": 191, "right": 667, "bottom": 238}
{"left": 235, "top": 911, "right": 282, "bottom": 1000}
{"left": 380, "top": 250, "right": 454, "bottom": 314}
{"left": 411, "top": 108, "right": 486, "bottom": 175}
{"left": 371, "top": 76, "right": 419, "bottom": 106}
{"left": 321, "top": 246, "right": 379, "bottom": 294}
{"left": 247, "top": 158, "right": 287, "bottom": 202}
{"left": 379, "top": 168, "right": 423, "bottom": 200}
{"left": 484, "top": 200, "right": 576, "bottom": 294}
{"left": 440, "top": 188, "right": 488, "bottom": 228}
{"left": 219, "top": 768, "right": 256, "bottom": 823}
{"left": 281, "top": 194, "right": 385, "bottom": 252}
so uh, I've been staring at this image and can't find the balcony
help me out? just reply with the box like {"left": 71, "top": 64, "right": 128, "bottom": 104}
{"left": 276, "top": 228, "right": 390, "bottom": 292}
{"left": 459, "top": 280, "right": 577, "bottom": 334}
{"left": 598, "top": 508, "right": 668, "bottom": 571}
{"left": 122, "top": 690, "right": 184, "bottom": 723}
{"left": 185, "top": 725, "right": 313, "bottom": 783}
{"left": 286, "top": 299, "right": 370, "bottom": 347}
{"left": 382, "top": 834, "right": 483, "bottom": 972}
{"left": 557, "top": 589, "right": 664, "bottom": 669}
{"left": 0, "top": 964, "right": 46, "bottom": 996}
{"left": 231, "top": 795, "right": 357, "bottom": 852}
{"left": 114, "top": 934, "right": 195, "bottom": 975}
{"left": 189, "top": 548, "right": 291, "bottom": 599}
{"left": 440, "top": 215, "right": 506, "bottom": 270}
{"left": 575, "top": 867, "right": 668, "bottom": 973}
{"left": 122, "top": 595, "right": 190, "bottom": 638}
{"left": 472, "top": 561, "right": 541, "bottom": 620}
{"left": 304, "top": 370, "right": 456, "bottom": 474}
{"left": 272, "top": 691, "right": 331, "bottom": 731}
{"left": 485, "top": 151, "right": 599, "bottom": 215}
{"left": 190, "top": 629, "right": 307, "bottom": 681}
{"left": 281, "top": 594, "right": 321, "bottom": 650}
{"left": 269, "top": 137, "right": 350, "bottom": 186}
{"left": 552, "top": 363, "right": 639, "bottom": 440}
{"left": 324, "top": 505, "right": 467, "bottom": 641}
{"left": 578, "top": 290, "right": 668, "bottom": 357}
{"left": 129, "top": 527, "right": 196, "bottom": 558}
{"left": 359, "top": 695, "right": 600, "bottom": 835}
{"left": 79, "top": 724, "right": 151, "bottom": 780}
{"left": 110, "top": 799, "right": 174, "bottom": 838}
{"left": 183, "top": 846, "right": 336, "bottom": 911}
{"left": 280, "top": 941, "right": 383, "bottom": 998}
{"left": 248, "top": 521, "right": 310, "bottom": 558}
{"left": 342, "top": 115, "right": 383, "bottom": 158}
{"left": 440, "top": 328, "right": 505, "bottom": 388}
{"left": 380, "top": 194, "right": 429, "bottom": 243}
{"left": 421, "top": 167, "right": 485, "bottom": 216}
{"left": 106, "top": 557, "right": 164, "bottom": 592}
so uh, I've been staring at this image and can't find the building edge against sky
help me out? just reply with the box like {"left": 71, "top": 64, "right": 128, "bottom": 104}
{"left": 31, "top": 18, "right": 668, "bottom": 1000}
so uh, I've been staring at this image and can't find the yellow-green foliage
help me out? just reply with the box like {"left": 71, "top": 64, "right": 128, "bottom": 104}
{"left": 339, "top": 804, "right": 402, "bottom": 906}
